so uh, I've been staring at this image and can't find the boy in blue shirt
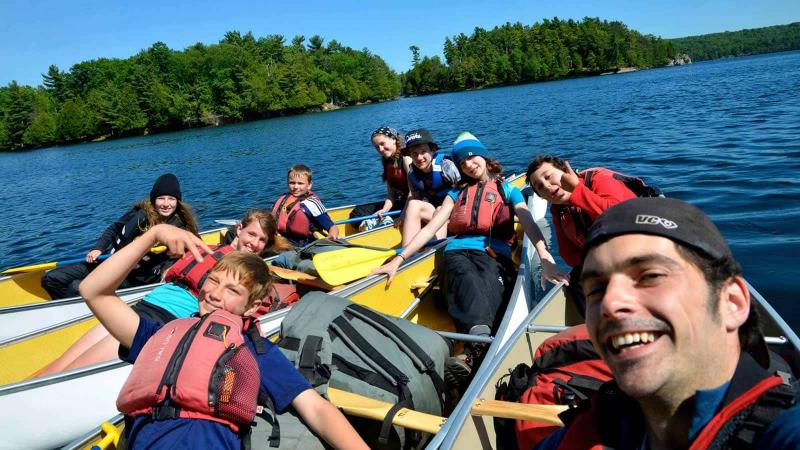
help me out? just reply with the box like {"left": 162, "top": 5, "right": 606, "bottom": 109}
{"left": 80, "top": 224, "right": 367, "bottom": 450}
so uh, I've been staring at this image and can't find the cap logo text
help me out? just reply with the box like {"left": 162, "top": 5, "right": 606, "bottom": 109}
{"left": 406, "top": 132, "right": 422, "bottom": 141}
{"left": 635, "top": 214, "right": 678, "bottom": 229}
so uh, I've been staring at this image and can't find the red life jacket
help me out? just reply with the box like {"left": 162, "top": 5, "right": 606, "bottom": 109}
{"left": 253, "top": 283, "right": 300, "bottom": 317}
{"left": 447, "top": 179, "right": 515, "bottom": 244}
{"left": 383, "top": 158, "right": 409, "bottom": 195}
{"left": 116, "top": 309, "right": 264, "bottom": 432}
{"left": 556, "top": 353, "right": 796, "bottom": 450}
{"left": 165, "top": 245, "right": 234, "bottom": 297}
{"left": 272, "top": 192, "right": 318, "bottom": 239}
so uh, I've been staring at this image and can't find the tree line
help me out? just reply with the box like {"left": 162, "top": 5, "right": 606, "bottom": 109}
{"left": 668, "top": 22, "right": 800, "bottom": 61}
{"left": 401, "top": 17, "right": 677, "bottom": 96}
{"left": 0, "top": 31, "right": 400, "bottom": 151}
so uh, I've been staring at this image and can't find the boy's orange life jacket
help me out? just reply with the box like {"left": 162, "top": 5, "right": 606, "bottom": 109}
{"left": 165, "top": 245, "right": 234, "bottom": 297}
{"left": 272, "top": 192, "right": 318, "bottom": 239}
{"left": 116, "top": 309, "right": 263, "bottom": 432}
{"left": 447, "top": 179, "right": 515, "bottom": 244}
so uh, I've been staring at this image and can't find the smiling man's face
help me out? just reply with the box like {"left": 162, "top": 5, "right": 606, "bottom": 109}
{"left": 581, "top": 234, "right": 732, "bottom": 401}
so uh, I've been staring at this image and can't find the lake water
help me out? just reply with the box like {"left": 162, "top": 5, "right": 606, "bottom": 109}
{"left": 1, "top": 51, "right": 798, "bottom": 329}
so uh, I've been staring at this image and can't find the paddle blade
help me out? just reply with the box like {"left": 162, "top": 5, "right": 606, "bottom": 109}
{"left": 2, "top": 261, "right": 58, "bottom": 275}
{"left": 313, "top": 247, "right": 397, "bottom": 286}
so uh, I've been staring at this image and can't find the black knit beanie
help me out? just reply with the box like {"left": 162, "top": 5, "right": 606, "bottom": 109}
{"left": 150, "top": 173, "right": 182, "bottom": 205}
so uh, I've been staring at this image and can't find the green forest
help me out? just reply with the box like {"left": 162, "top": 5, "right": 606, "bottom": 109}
{"left": 669, "top": 22, "right": 800, "bottom": 61}
{"left": 401, "top": 17, "right": 676, "bottom": 96}
{"left": 0, "top": 31, "right": 400, "bottom": 151}
{"left": 2, "top": 20, "right": 798, "bottom": 152}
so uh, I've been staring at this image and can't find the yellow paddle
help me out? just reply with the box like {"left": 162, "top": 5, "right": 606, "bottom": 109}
{"left": 2, "top": 245, "right": 168, "bottom": 275}
{"left": 312, "top": 239, "right": 447, "bottom": 286}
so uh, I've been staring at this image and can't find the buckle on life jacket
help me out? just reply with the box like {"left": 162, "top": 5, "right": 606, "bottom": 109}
{"left": 152, "top": 404, "right": 181, "bottom": 421}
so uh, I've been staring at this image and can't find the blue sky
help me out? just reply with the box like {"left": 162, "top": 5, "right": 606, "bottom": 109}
{"left": 2, "top": 0, "right": 799, "bottom": 87}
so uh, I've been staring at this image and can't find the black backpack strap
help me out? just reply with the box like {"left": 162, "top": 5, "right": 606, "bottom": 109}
{"left": 244, "top": 319, "right": 267, "bottom": 355}
{"left": 297, "top": 335, "right": 328, "bottom": 386}
{"left": 345, "top": 304, "right": 447, "bottom": 406}
{"left": 330, "top": 316, "right": 415, "bottom": 445}
{"left": 267, "top": 285, "right": 281, "bottom": 313}
{"left": 257, "top": 390, "right": 281, "bottom": 448}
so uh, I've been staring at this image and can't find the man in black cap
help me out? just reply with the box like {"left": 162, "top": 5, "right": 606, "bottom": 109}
{"left": 535, "top": 197, "right": 799, "bottom": 449}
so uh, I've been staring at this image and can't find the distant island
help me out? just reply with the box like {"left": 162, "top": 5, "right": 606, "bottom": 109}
{"left": 670, "top": 22, "right": 800, "bottom": 61}
{"left": 1, "top": 20, "right": 799, "bottom": 152}
{"left": 0, "top": 32, "right": 400, "bottom": 152}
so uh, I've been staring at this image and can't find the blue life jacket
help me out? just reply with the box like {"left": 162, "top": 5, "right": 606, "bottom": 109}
{"left": 408, "top": 153, "right": 451, "bottom": 205}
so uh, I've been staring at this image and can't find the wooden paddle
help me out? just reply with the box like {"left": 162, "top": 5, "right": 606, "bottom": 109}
{"left": 328, "top": 387, "right": 445, "bottom": 434}
{"left": 2, "top": 245, "right": 168, "bottom": 275}
{"left": 312, "top": 239, "right": 447, "bottom": 286}
{"left": 266, "top": 264, "right": 338, "bottom": 290}
{"left": 470, "top": 398, "right": 566, "bottom": 425}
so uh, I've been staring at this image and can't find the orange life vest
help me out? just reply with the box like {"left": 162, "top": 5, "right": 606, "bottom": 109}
{"left": 447, "top": 179, "right": 515, "bottom": 244}
{"left": 272, "top": 192, "right": 318, "bottom": 240}
{"left": 165, "top": 245, "right": 234, "bottom": 297}
{"left": 116, "top": 309, "right": 264, "bottom": 432}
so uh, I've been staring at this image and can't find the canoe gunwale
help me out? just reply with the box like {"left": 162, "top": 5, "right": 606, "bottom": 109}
{"left": 431, "top": 280, "right": 566, "bottom": 450}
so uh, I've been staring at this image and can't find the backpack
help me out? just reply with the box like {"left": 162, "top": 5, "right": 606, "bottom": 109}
{"left": 277, "top": 292, "right": 451, "bottom": 449}
{"left": 583, "top": 167, "right": 662, "bottom": 198}
{"left": 253, "top": 283, "right": 300, "bottom": 317}
{"left": 494, "top": 325, "right": 613, "bottom": 450}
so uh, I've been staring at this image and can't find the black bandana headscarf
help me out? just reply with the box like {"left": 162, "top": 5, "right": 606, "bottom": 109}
{"left": 371, "top": 126, "right": 401, "bottom": 141}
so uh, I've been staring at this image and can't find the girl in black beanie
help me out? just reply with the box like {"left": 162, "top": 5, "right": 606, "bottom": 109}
{"left": 41, "top": 174, "right": 198, "bottom": 299}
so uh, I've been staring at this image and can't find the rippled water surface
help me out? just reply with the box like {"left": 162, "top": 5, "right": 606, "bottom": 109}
{"left": 1, "top": 51, "right": 799, "bottom": 329}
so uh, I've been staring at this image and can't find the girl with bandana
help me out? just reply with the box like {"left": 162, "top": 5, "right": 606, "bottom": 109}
{"left": 348, "top": 126, "right": 412, "bottom": 230}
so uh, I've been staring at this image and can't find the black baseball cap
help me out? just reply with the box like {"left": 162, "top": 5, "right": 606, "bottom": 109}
{"left": 404, "top": 129, "right": 436, "bottom": 149}
{"left": 584, "top": 197, "right": 733, "bottom": 261}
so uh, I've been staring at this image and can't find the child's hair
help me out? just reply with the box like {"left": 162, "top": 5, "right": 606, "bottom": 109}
{"left": 458, "top": 157, "right": 504, "bottom": 187}
{"left": 210, "top": 251, "right": 272, "bottom": 308}
{"left": 240, "top": 209, "right": 293, "bottom": 254}
{"left": 136, "top": 200, "right": 199, "bottom": 235}
{"left": 288, "top": 164, "right": 313, "bottom": 183}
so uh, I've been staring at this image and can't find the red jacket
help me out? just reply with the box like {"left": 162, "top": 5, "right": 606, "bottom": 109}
{"left": 551, "top": 168, "right": 636, "bottom": 267}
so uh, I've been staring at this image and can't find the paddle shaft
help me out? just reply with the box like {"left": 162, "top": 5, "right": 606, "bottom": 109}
{"left": 334, "top": 210, "right": 401, "bottom": 225}
{"left": 471, "top": 398, "right": 566, "bottom": 425}
{"left": 328, "top": 387, "right": 445, "bottom": 434}
{"left": 2, "top": 245, "right": 168, "bottom": 275}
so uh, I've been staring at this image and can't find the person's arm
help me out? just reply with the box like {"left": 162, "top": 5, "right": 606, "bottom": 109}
{"left": 90, "top": 208, "right": 137, "bottom": 255}
{"left": 559, "top": 161, "right": 635, "bottom": 219}
{"left": 301, "top": 199, "right": 338, "bottom": 239}
{"left": 441, "top": 159, "right": 461, "bottom": 185}
{"left": 514, "top": 201, "right": 569, "bottom": 287}
{"left": 79, "top": 224, "right": 211, "bottom": 348}
{"left": 291, "top": 389, "right": 369, "bottom": 449}
{"left": 373, "top": 196, "right": 455, "bottom": 284}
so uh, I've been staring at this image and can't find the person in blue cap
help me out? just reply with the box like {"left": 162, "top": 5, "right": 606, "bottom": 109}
{"left": 374, "top": 132, "right": 568, "bottom": 389}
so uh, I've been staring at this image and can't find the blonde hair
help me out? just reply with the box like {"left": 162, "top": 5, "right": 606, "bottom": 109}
{"left": 288, "top": 164, "right": 313, "bottom": 183}
{"left": 210, "top": 251, "right": 272, "bottom": 308}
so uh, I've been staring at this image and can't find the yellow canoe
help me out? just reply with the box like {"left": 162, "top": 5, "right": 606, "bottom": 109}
{"left": 0, "top": 203, "right": 363, "bottom": 309}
